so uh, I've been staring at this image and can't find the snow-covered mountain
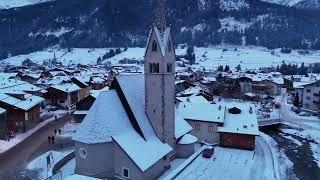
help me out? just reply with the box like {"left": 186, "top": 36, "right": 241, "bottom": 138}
{"left": 260, "top": 0, "right": 320, "bottom": 9}
{"left": 1, "top": 0, "right": 320, "bottom": 58}
{"left": 0, "top": 0, "right": 53, "bottom": 9}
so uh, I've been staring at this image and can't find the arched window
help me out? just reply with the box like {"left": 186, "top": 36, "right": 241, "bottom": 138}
{"left": 168, "top": 40, "right": 172, "bottom": 52}
{"left": 149, "top": 63, "right": 160, "bottom": 73}
{"left": 152, "top": 40, "right": 157, "bottom": 51}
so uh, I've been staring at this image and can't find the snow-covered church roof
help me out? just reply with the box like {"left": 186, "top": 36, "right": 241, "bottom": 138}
{"left": 145, "top": 26, "right": 172, "bottom": 56}
{"left": 73, "top": 75, "right": 178, "bottom": 172}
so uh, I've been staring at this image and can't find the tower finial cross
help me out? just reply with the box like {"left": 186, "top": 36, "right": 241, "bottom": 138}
{"left": 155, "top": 0, "right": 166, "bottom": 33}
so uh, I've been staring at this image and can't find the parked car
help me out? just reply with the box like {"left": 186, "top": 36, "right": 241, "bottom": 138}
{"left": 299, "top": 112, "right": 311, "bottom": 117}
{"left": 202, "top": 148, "right": 214, "bottom": 158}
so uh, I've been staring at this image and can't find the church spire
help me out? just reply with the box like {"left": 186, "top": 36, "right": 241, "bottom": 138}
{"left": 154, "top": 0, "right": 166, "bottom": 33}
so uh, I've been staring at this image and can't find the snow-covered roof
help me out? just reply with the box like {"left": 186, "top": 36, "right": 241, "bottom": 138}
{"left": 178, "top": 134, "right": 198, "bottom": 145}
{"left": 51, "top": 83, "right": 81, "bottom": 93}
{"left": 74, "top": 76, "right": 173, "bottom": 172}
{"left": 0, "top": 108, "right": 6, "bottom": 114}
{"left": 175, "top": 114, "right": 192, "bottom": 139}
{"left": 74, "top": 110, "right": 88, "bottom": 115}
{"left": 64, "top": 174, "right": 101, "bottom": 180}
{"left": 73, "top": 90, "right": 133, "bottom": 144}
{"left": 145, "top": 26, "right": 172, "bottom": 56}
{"left": 113, "top": 130, "right": 172, "bottom": 172}
{"left": 179, "top": 103, "right": 225, "bottom": 123}
{"left": 177, "top": 86, "right": 202, "bottom": 96}
{"left": 218, "top": 102, "right": 259, "bottom": 136}
{"left": 0, "top": 93, "right": 44, "bottom": 111}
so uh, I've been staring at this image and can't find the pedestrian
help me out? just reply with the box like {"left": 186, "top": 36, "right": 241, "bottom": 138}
{"left": 48, "top": 136, "right": 51, "bottom": 143}
{"left": 54, "top": 129, "right": 57, "bottom": 135}
{"left": 55, "top": 115, "right": 57, "bottom": 120}
{"left": 51, "top": 136, "right": 55, "bottom": 144}
{"left": 58, "top": 129, "right": 62, "bottom": 135}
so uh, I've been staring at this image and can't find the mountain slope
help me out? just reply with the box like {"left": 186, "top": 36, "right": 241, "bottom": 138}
{"left": 260, "top": 0, "right": 320, "bottom": 9}
{"left": 0, "top": 0, "right": 53, "bottom": 9}
{"left": 0, "top": 0, "right": 320, "bottom": 58}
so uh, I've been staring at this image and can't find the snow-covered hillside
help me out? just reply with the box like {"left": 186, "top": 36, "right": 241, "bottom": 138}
{"left": 1, "top": 46, "right": 320, "bottom": 69}
{"left": 0, "top": 0, "right": 53, "bottom": 9}
{"left": 260, "top": 0, "right": 320, "bottom": 9}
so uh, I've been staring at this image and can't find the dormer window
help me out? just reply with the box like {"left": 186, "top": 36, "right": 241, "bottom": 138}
{"left": 152, "top": 40, "right": 157, "bottom": 51}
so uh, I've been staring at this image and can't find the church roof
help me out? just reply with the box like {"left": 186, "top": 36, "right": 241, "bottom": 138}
{"left": 73, "top": 75, "right": 175, "bottom": 172}
{"left": 72, "top": 90, "right": 132, "bottom": 143}
{"left": 145, "top": 26, "right": 171, "bottom": 56}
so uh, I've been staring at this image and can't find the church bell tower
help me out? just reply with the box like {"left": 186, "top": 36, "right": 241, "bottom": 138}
{"left": 144, "top": 0, "right": 176, "bottom": 148}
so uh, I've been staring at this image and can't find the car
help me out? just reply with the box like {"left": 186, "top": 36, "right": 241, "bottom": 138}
{"left": 299, "top": 112, "right": 311, "bottom": 117}
{"left": 202, "top": 148, "right": 214, "bottom": 158}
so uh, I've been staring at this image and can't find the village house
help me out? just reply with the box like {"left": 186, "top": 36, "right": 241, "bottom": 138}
{"left": 218, "top": 103, "right": 259, "bottom": 150}
{"left": 46, "top": 83, "right": 81, "bottom": 109}
{"left": 0, "top": 108, "right": 7, "bottom": 139}
{"left": 298, "top": 81, "right": 320, "bottom": 112}
{"left": 71, "top": 76, "right": 92, "bottom": 100}
{"left": 72, "top": 2, "right": 196, "bottom": 179}
{"left": 0, "top": 92, "right": 44, "bottom": 132}
{"left": 0, "top": 78, "right": 45, "bottom": 132}
{"left": 177, "top": 97, "right": 224, "bottom": 144}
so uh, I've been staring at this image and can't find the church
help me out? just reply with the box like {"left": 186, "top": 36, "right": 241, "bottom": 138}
{"left": 72, "top": 0, "right": 197, "bottom": 179}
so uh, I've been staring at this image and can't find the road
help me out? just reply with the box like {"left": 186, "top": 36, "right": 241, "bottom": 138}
{"left": 263, "top": 125, "right": 320, "bottom": 180}
{"left": 0, "top": 114, "right": 72, "bottom": 180}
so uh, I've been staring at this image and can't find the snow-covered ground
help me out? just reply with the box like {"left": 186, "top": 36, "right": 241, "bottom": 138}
{"left": 0, "top": 0, "right": 53, "bottom": 9}
{"left": 174, "top": 147, "right": 254, "bottom": 180}
{"left": 0, "top": 110, "right": 66, "bottom": 153}
{"left": 2, "top": 46, "right": 320, "bottom": 69}
{"left": 281, "top": 103, "right": 320, "bottom": 130}
{"left": 259, "top": 132, "right": 297, "bottom": 180}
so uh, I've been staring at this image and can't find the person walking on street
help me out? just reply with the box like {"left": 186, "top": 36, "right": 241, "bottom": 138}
{"left": 51, "top": 136, "right": 55, "bottom": 144}
{"left": 48, "top": 136, "right": 51, "bottom": 144}
{"left": 54, "top": 129, "right": 57, "bottom": 135}
{"left": 58, "top": 129, "right": 62, "bottom": 135}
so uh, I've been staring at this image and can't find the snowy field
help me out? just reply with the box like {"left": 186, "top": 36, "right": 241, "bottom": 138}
{"left": 2, "top": 46, "right": 320, "bottom": 69}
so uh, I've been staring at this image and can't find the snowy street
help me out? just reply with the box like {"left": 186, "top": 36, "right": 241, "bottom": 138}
{"left": 0, "top": 113, "right": 72, "bottom": 180}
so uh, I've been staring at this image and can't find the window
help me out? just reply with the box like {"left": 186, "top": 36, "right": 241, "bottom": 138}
{"left": 149, "top": 63, "right": 160, "bottom": 73}
{"left": 122, "top": 167, "right": 129, "bottom": 178}
{"left": 168, "top": 40, "right": 172, "bottom": 52}
{"left": 194, "top": 124, "right": 200, "bottom": 131}
{"left": 208, "top": 125, "right": 215, "bottom": 132}
{"left": 152, "top": 40, "right": 157, "bottom": 51}
{"left": 59, "top": 100, "right": 65, "bottom": 103}
{"left": 306, "top": 96, "right": 311, "bottom": 100}
{"left": 79, "top": 148, "right": 87, "bottom": 159}
{"left": 167, "top": 63, "right": 173, "bottom": 73}
{"left": 307, "top": 89, "right": 311, "bottom": 93}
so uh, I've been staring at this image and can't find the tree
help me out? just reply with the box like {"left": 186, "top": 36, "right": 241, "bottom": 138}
{"left": 236, "top": 64, "right": 241, "bottom": 71}
{"left": 217, "top": 65, "right": 224, "bottom": 71}
{"left": 293, "top": 93, "right": 300, "bottom": 107}
{"left": 115, "top": 48, "right": 121, "bottom": 54}
{"left": 97, "top": 57, "right": 102, "bottom": 64}
{"left": 224, "top": 65, "right": 230, "bottom": 72}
